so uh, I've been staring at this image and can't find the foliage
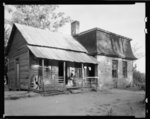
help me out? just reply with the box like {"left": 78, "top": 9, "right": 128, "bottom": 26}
{"left": 4, "top": 5, "right": 72, "bottom": 80}
{"left": 133, "top": 65, "right": 145, "bottom": 90}
{"left": 4, "top": 5, "right": 72, "bottom": 49}
{"left": 132, "top": 42, "right": 145, "bottom": 59}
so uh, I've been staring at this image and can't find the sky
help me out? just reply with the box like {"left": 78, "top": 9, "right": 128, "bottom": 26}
{"left": 57, "top": 3, "right": 145, "bottom": 73}
{"left": 4, "top": 4, "right": 145, "bottom": 73}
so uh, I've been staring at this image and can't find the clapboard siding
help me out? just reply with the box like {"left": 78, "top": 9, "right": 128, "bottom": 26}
{"left": 20, "top": 79, "right": 29, "bottom": 84}
{"left": 19, "top": 52, "right": 29, "bottom": 90}
{"left": 7, "top": 58, "right": 16, "bottom": 90}
{"left": 7, "top": 29, "right": 29, "bottom": 90}
{"left": 20, "top": 72, "right": 29, "bottom": 78}
{"left": 19, "top": 65, "right": 29, "bottom": 70}
{"left": 8, "top": 29, "right": 29, "bottom": 90}
{"left": 14, "top": 47, "right": 28, "bottom": 57}
{"left": 8, "top": 29, "right": 27, "bottom": 58}
{"left": 20, "top": 83, "right": 28, "bottom": 89}
{"left": 8, "top": 71, "right": 15, "bottom": 89}
{"left": 20, "top": 63, "right": 29, "bottom": 67}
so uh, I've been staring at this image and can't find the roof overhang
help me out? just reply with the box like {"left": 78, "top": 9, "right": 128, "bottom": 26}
{"left": 27, "top": 45, "right": 98, "bottom": 64}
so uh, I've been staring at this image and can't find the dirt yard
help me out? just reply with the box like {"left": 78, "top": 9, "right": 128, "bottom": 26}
{"left": 4, "top": 88, "right": 145, "bottom": 117}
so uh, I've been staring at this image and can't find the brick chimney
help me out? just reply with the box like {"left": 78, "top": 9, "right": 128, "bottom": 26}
{"left": 71, "top": 20, "right": 80, "bottom": 36}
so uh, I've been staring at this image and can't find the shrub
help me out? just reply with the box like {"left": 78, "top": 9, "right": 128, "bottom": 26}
{"left": 133, "top": 70, "right": 145, "bottom": 90}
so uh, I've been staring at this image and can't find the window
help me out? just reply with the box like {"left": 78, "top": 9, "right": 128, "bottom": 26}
{"left": 112, "top": 60, "right": 118, "bottom": 78}
{"left": 123, "top": 61, "right": 127, "bottom": 78}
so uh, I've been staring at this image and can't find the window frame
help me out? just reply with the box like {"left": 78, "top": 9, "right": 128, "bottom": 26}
{"left": 122, "top": 61, "right": 128, "bottom": 78}
{"left": 112, "top": 60, "right": 118, "bottom": 78}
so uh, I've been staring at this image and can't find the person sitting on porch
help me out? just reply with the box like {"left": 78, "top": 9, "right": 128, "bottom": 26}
{"left": 66, "top": 72, "right": 74, "bottom": 87}
{"left": 71, "top": 73, "right": 76, "bottom": 87}
{"left": 66, "top": 77, "right": 73, "bottom": 87}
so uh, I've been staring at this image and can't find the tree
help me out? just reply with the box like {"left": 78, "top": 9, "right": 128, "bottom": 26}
{"left": 132, "top": 42, "right": 145, "bottom": 59}
{"left": 4, "top": 5, "right": 72, "bottom": 48}
{"left": 4, "top": 5, "right": 72, "bottom": 85}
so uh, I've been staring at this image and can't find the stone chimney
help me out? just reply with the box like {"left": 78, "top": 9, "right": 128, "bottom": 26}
{"left": 71, "top": 20, "right": 80, "bottom": 36}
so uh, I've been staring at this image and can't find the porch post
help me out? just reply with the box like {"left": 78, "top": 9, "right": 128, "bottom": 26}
{"left": 82, "top": 63, "right": 84, "bottom": 88}
{"left": 42, "top": 59, "right": 45, "bottom": 92}
{"left": 63, "top": 61, "right": 66, "bottom": 87}
{"left": 95, "top": 64, "right": 98, "bottom": 90}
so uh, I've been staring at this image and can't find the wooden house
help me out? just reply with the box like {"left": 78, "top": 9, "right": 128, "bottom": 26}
{"left": 6, "top": 21, "right": 137, "bottom": 91}
{"left": 6, "top": 23, "right": 98, "bottom": 91}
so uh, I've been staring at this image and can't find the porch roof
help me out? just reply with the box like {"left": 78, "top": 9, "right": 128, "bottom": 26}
{"left": 27, "top": 45, "right": 98, "bottom": 64}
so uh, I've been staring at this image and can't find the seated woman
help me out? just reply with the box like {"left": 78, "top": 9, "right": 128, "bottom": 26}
{"left": 66, "top": 72, "right": 74, "bottom": 87}
{"left": 66, "top": 79, "right": 73, "bottom": 87}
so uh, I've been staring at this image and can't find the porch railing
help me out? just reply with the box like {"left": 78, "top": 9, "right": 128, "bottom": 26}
{"left": 83, "top": 77, "right": 99, "bottom": 89}
{"left": 58, "top": 76, "right": 64, "bottom": 83}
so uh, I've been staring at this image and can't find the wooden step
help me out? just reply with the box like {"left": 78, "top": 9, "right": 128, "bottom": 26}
{"left": 70, "top": 89, "right": 82, "bottom": 94}
{"left": 67, "top": 87, "right": 82, "bottom": 94}
{"left": 42, "top": 90, "right": 66, "bottom": 96}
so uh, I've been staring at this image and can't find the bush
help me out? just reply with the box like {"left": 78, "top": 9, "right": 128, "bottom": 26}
{"left": 133, "top": 70, "right": 145, "bottom": 90}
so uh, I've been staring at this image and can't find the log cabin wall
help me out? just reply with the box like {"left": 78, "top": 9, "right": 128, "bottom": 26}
{"left": 7, "top": 29, "right": 29, "bottom": 90}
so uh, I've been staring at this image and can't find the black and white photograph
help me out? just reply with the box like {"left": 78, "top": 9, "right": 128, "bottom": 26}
{"left": 4, "top": 3, "right": 146, "bottom": 117}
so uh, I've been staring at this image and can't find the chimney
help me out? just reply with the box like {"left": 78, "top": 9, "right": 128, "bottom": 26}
{"left": 71, "top": 20, "right": 80, "bottom": 36}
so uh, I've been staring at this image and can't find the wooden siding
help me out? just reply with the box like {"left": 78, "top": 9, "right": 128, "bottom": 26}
{"left": 29, "top": 55, "right": 65, "bottom": 91}
{"left": 7, "top": 58, "right": 15, "bottom": 89}
{"left": 7, "top": 29, "right": 29, "bottom": 90}
{"left": 8, "top": 29, "right": 27, "bottom": 59}
{"left": 19, "top": 52, "right": 29, "bottom": 90}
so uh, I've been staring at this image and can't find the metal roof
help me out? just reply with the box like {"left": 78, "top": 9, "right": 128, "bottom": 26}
{"left": 14, "top": 23, "right": 87, "bottom": 53}
{"left": 27, "top": 45, "right": 98, "bottom": 64}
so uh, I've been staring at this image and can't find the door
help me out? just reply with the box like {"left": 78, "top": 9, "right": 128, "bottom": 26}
{"left": 15, "top": 59, "right": 20, "bottom": 90}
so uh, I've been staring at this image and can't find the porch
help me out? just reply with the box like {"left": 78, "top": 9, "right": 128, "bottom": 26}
{"left": 29, "top": 56, "right": 99, "bottom": 93}
{"left": 28, "top": 45, "right": 98, "bottom": 93}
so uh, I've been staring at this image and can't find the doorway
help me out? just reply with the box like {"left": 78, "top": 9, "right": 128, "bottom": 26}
{"left": 15, "top": 58, "right": 20, "bottom": 90}
{"left": 58, "top": 61, "right": 64, "bottom": 77}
